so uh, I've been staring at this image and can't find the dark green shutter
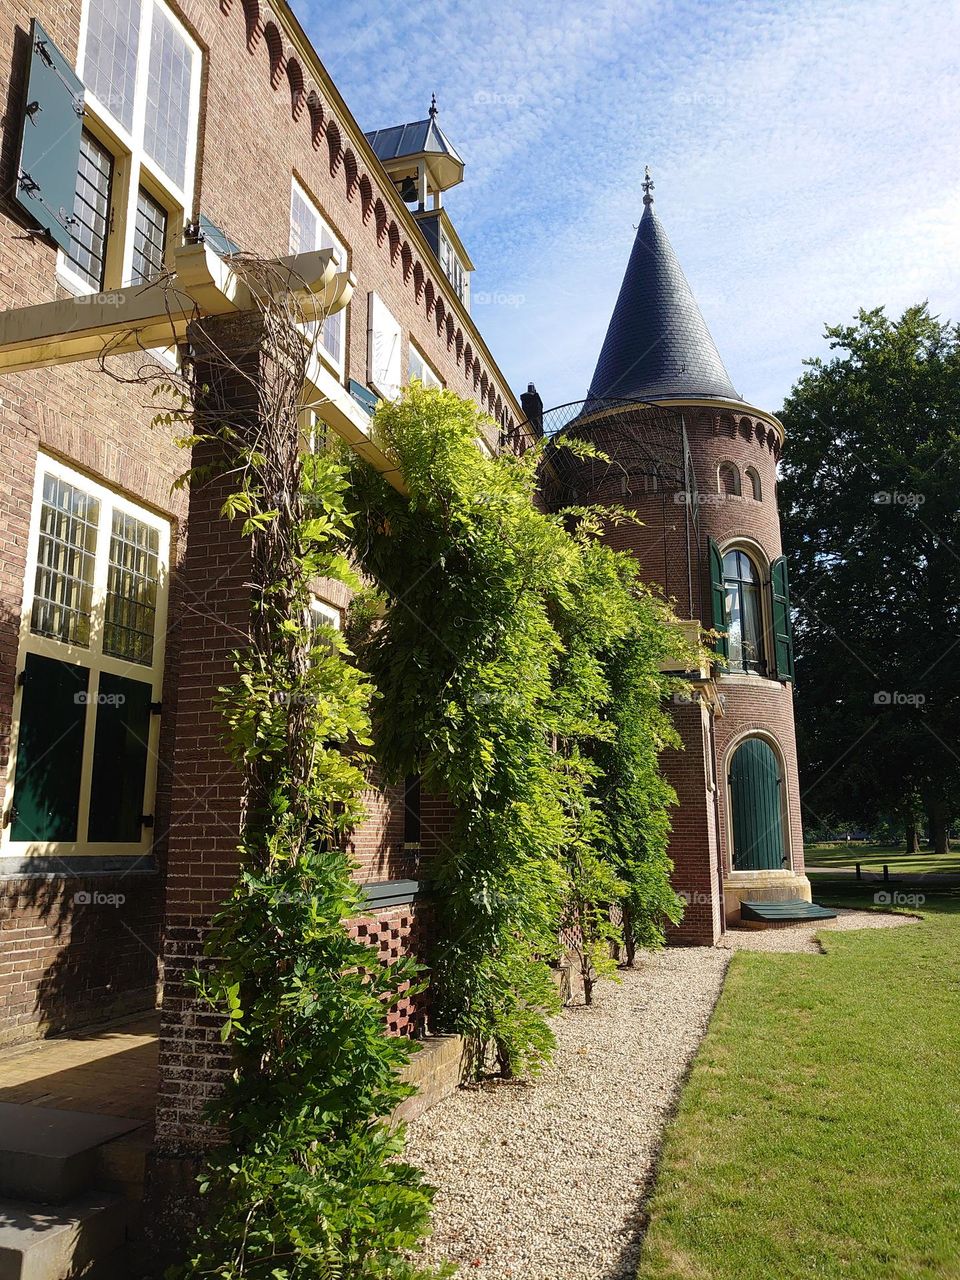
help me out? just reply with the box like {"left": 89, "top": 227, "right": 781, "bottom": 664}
{"left": 15, "top": 20, "right": 85, "bottom": 250}
{"left": 87, "top": 674, "right": 153, "bottom": 841}
{"left": 708, "top": 536, "right": 728, "bottom": 659}
{"left": 11, "top": 653, "right": 88, "bottom": 841}
{"left": 729, "top": 738, "right": 785, "bottom": 870}
{"left": 770, "top": 555, "right": 794, "bottom": 682}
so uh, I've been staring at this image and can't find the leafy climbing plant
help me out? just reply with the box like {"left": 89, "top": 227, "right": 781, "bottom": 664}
{"left": 344, "top": 385, "right": 688, "bottom": 1076}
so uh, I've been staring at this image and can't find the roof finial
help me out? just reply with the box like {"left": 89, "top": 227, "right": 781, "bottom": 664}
{"left": 429, "top": 92, "right": 438, "bottom": 119}
{"left": 642, "top": 165, "right": 655, "bottom": 207}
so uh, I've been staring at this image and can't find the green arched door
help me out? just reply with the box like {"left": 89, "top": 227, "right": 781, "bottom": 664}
{"left": 729, "top": 738, "right": 785, "bottom": 870}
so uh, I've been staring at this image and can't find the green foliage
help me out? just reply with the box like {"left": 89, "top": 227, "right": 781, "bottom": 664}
{"left": 345, "top": 385, "right": 686, "bottom": 1073}
{"left": 170, "top": 431, "right": 444, "bottom": 1278}
{"left": 778, "top": 304, "right": 960, "bottom": 848}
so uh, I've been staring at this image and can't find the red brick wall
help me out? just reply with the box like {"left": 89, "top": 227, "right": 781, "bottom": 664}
{"left": 0, "top": 0, "right": 520, "bottom": 1046}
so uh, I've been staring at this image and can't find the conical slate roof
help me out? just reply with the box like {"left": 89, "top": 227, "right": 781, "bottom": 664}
{"left": 587, "top": 195, "right": 740, "bottom": 404}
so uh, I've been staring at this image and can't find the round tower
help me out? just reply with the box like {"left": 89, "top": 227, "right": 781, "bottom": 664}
{"left": 538, "top": 173, "right": 809, "bottom": 943}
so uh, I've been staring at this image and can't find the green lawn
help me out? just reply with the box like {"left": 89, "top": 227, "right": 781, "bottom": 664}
{"left": 636, "top": 890, "right": 960, "bottom": 1279}
{"left": 804, "top": 841, "right": 960, "bottom": 877}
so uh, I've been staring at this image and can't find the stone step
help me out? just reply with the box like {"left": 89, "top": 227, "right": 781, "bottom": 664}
{"left": 0, "top": 1194, "right": 128, "bottom": 1280}
{"left": 0, "top": 1104, "right": 143, "bottom": 1203}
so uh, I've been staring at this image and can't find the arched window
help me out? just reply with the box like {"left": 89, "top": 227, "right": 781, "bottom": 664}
{"left": 723, "top": 549, "right": 765, "bottom": 672}
{"left": 719, "top": 462, "right": 741, "bottom": 496}
{"left": 745, "top": 466, "right": 762, "bottom": 501}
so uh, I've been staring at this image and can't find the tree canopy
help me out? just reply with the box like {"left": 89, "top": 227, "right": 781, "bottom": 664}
{"left": 778, "top": 304, "right": 960, "bottom": 851}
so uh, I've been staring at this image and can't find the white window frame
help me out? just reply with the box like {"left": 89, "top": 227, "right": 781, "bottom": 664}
{"left": 309, "top": 597, "right": 342, "bottom": 630}
{"left": 2, "top": 455, "right": 171, "bottom": 859}
{"left": 58, "top": 0, "right": 202, "bottom": 297}
{"left": 408, "top": 342, "right": 442, "bottom": 388}
{"left": 290, "top": 177, "right": 348, "bottom": 377}
{"left": 367, "top": 292, "right": 402, "bottom": 401}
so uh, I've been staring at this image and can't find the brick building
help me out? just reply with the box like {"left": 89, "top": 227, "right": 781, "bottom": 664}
{"left": 0, "top": 0, "right": 811, "bottom": 1264}
{"left": 538, "top": 170, "right": 810, "bottom": 945}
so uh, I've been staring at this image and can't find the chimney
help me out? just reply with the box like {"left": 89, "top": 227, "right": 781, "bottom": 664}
{"left": 520, "top": 382, "right": 544, "bottom": 437}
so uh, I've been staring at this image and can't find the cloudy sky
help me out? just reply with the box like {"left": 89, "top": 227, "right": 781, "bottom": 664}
{"left": 306, "top": 0, "right": 960, "bottom": 416}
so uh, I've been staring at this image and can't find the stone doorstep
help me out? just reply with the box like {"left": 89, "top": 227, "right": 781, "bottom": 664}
{"left": 0, "top": 1194, "right": 129, "bottom": 1280}
{"left": 0, "top": 1104, "right": 144, "bottom": 1203}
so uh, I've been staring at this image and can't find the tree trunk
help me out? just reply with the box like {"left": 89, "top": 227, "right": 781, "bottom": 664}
{"left": 905, "top": 819, "right": 920, "bottom": 854}
{"left": 930, "top": 813, "right": 952, "bottom": 855}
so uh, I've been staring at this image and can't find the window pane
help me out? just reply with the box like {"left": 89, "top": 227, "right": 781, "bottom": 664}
{"left": 143, "top": 2, "right": 194, "bottom": 188}
{"left": 103, "top": 510, "right": 160, "bottom": 664}
{"left": 30, "top": 473, "right": 100, "bottom": 646}
{"left": 131, "top": 186, "right": 167, "bottom": 283}
{"left": 741, "top": 583, "right": 764, "bottom": 669}
{"left": 82, "top": 0, "right": 141, "bottom": 131}
{"left": 87, "top": 673, "right": 152, "bottom": 841}
{"left": 11, "top": 654, "right": 88, "bottom": 842}
{"left": 63, "top": 132, "right": 113, "bottom": 290}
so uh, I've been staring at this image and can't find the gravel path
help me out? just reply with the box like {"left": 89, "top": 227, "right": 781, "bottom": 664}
{"left": 719, "top": 906, "right": 920, "bottom": 954}
{"left": 406, "top": 948, "right": 730, "bottom": 1280}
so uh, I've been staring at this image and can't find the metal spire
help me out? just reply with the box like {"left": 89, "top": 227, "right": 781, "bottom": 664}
{"left": 429, "top": 93, "right": 438, "bottom": 119}
{"left": 642, "top": 165, "right": 655, "bottom": 207}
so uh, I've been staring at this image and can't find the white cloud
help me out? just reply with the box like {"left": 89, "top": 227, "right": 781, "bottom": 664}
{"left": 309, "top": 0, "right": 960, "bottom": 416}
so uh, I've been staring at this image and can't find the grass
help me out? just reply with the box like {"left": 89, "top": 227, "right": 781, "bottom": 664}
{"left": 804, "top": 841, "right": 960, "bottom": 877}
{"left": 636, "top": 888, "right": 960, "bottom": 1279}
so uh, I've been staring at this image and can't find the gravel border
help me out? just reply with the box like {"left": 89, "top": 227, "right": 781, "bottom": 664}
{"left": 406, "top": 948, "right": 730, "bottom": 1280}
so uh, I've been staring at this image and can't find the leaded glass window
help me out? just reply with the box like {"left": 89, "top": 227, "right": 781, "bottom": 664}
{"left": 131, "top": 186, "right": 167, "bottom": 283}
{"left": 723, "top": 549, "right": 765, "bottom": 673}
{"left": 143, "top": 2, "right": 193, "bottom": 187}
{"left": 30, "top": 473, "right": 100, "bottom": 646}
{"left": 64, "top": 131, "right": 113, "bottom": 290}
{"left": 103, "top": 510, "right": 160, "bottom": 663}
{"left": 82, "top": 0, "right": 141, "bottom": 131}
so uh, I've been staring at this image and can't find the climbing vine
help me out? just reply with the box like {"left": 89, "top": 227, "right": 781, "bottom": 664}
{"left": 142, "top": 267, "right": 445, "bottom": 1280}
{"left": 345, "top": 385, "right": 689, "bottom": 1075}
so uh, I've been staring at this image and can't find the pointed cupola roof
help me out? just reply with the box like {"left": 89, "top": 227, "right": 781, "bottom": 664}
{"left": 587, "top": 171, "right": 741, "bottom": 404}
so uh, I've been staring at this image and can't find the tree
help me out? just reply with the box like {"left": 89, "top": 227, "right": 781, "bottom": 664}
{"left": 778, "top": 304, "right": 960, "bottom": 852}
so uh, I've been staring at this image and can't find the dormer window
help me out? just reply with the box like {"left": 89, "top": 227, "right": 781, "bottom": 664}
{"left": 439, "top": 231, "right": 469, "bottom": 306}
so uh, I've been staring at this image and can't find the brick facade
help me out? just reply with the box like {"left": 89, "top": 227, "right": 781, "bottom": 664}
{"left": 0, "top": 0, "right": 520, "bottom": 1050}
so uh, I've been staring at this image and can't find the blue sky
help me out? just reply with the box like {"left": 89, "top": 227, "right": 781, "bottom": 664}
{"left": 305, "top": 0, "right": 960, "bottom": 416}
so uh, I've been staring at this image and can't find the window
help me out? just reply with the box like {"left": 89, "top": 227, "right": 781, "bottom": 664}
{"left": 3, "top": 456, "right": 169, "bottom": 855}
{"left": 403, "top": 774, "right": 421, "bottom": 847}
{"left": 60, "top": 0, "right": 201, "bottom": 293}
{"left": 438, "top": 231, "right": 469, "bottom": 306}
{"left": 746, "top": 466, "right": 762, "bottom": 501}
{"left": 718, "top": 462, "right": 741, "bottom": 497}
{"left": 63, "top": 131, "right": 114, "bottom": 290}
{"left": 309, "top": 597, "right": 341, "bottom": 630}
{"left": 131, "top": 186, "right": 168, "bottom": 283}
{"left": 290, "top": 178, "right": 348, "bottom": 372}
{"left": 408, "top": 343, "right": 441, "bottom": 388}
{"left": 367, "top": 292, "right": 402, "bottom": 400}
{"left": 723, "top": 549, "right": 765, "bottom": 674}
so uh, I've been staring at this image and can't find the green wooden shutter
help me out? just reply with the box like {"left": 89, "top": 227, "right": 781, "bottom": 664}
{"left": 708, "top": 536, "right": 728, "bottom": 659}
{"left": 11, "top": 653, "right": 88, "bottom": 841}
{"left": 15, "top": 19, "right": 85, "bottom": 250}
{"left": 770, "top": 555, "right": 795, "bottom": 682}
{"left": 729, "top": 738, "right": 785, "bottom": 870}
{"left": 87, "top": 674, "right": 153, "bottom": 841}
